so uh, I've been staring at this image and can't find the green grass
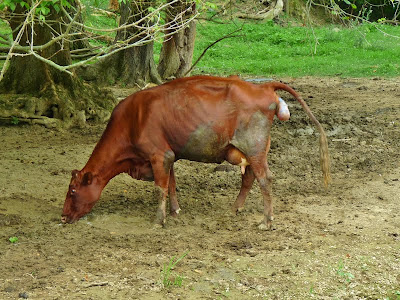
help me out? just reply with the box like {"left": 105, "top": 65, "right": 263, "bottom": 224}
{"left": 160, "top": 251, "right": 189, "bottom": 288}
{"left": 0, "top": 19, "right": 11, "bottom": 40}
{"left": 192, "top": 21, "right": 400, "bottom": 77}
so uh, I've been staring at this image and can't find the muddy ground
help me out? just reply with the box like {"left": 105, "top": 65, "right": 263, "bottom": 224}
{"left": 0, "top": 77, "right": 399, "bottom": 299}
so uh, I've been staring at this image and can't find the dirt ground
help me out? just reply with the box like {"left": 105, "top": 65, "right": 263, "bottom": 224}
{"left": 0, "top": 77, "right": 399, "bottom": 299}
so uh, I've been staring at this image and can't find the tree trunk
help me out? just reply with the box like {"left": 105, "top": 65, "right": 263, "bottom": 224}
{"left": 158, "top": 1, "right": 196, "bottom": 80}
{"left": 284, "top": 0, "right": 290, "bottom": 15}
{"left": 0, "top": 5, "right": 115, "bottom": 127}
{"left": 90, "top": 0, "right": 162, "bottom": 87}
{"left": 2, "top": 6, "right": 74, "bottom": 95}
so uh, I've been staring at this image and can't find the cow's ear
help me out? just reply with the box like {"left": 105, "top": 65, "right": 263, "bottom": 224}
{"left": 71, "top": 169, "right": 79, "bottom": 178}
{"left": 82, "top": 172, "right": 93, "bottom": 186}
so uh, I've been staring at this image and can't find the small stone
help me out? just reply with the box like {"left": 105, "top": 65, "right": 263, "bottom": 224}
{"left": 19, "top": 292, "right": 29, "bottom": 299}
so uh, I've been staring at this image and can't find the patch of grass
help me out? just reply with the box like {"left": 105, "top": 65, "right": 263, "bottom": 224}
{"left": 0, "top": 19, "right": 11, "bottom": 37}
{"left": 193, "top": 21, "right": 400, "bottom": 78}
{"left": 387, "top": 291, "right": 400, "bottom": 300}
{"left": 10, "top": 116, "right": 19, "bottom": 125}
{"left": 336, "top": 259, "right": 354, "bottom": 284}
{"left": 83, "top": 0, "right": 118, "bottom": 42}
{"left": 8, "top": 236, "right": 18, "bottom": 243}
{"left": 160, "top": 251, "right": 189, "bottom": 288}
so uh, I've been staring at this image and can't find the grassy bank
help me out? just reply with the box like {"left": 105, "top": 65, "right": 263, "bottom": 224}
{"left": 192, "top": 21, "right": 400, "bottom": 78}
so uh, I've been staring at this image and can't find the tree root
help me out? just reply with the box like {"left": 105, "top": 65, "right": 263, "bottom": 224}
{"left": 0, "top": 115, "right": 61, "bottom": 128}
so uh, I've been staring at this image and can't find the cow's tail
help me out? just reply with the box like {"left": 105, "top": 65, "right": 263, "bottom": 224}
{"left": 265, "top": 81, "right": 331, "bottom": 186}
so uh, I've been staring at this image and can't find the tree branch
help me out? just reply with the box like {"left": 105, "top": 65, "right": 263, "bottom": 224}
{"left": 184, "top": 27, "right": 243, "bottom": 76}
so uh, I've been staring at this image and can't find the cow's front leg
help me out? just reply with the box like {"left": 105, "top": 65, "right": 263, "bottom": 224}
{"left": 232, "top": 166, "right": 255, "bottom": 214}
{"left": 248, "top": 156, "right": 274, "bottom": 230}
{"left": 169, "top": 166, "right": 181, "bottom": 217}
{"left": 151, "top": 150, "right": 175, "bottom": 226}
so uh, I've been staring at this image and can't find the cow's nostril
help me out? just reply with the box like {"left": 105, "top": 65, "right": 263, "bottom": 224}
{"left": 61, "top": 216, "right": 67, "bottom": 223}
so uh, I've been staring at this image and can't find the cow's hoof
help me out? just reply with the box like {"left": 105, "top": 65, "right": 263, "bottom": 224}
{"left": 170, "top": 208, "right": 181, "bottom": 218}
{"left": 237, "top": 207, "right": 245, "bottom": 213}
{"left": 232, "top": 206, "right": 245, "bottom": 215}
{"left": 154, "top": 215, "right": 166, "bottom": 228}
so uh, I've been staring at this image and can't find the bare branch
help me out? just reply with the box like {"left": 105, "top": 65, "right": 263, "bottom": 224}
{"left": 184, "top": 27, "right": 243, "bottom": 76}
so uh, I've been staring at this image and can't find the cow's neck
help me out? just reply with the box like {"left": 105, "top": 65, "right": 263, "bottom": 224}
{"left": 82, "top": 126, "right": 135, "bottom": 187}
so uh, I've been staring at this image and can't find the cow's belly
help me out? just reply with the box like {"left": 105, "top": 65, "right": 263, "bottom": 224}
{"left": 173, "top": 111, "right": 272, "bottom": 162}
{"left": 175, "top": 124, "right": 230, "bottom": 163}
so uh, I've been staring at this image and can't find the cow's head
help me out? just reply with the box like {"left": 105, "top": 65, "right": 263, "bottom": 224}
{"left": 61, "top": 169, "right": 102, "bottom": 223}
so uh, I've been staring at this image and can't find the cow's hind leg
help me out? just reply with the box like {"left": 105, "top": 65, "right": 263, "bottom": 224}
{"left": 168, "top": 166, "right": 181, "bottom": 217}
{"left": 232, "top": 166, "right": 255, "bottom": 214}
{"left": 151, "top": 150, "right": 175, "bottom": 226}
{"left": 248, "top": 156, "right": 274, "bottom": 230}
{"left": 225, "top": 145, "right": 255, "bottom": 213}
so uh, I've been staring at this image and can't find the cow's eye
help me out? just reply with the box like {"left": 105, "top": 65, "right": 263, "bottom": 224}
{"left": 71, "top": 189, "right": 76, "bottom": 194}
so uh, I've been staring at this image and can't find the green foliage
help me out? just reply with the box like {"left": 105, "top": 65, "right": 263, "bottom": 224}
{"left": 160, "top": 251, "right": 189, "bottom": 288}
{"left": 0, "top": 0, "right": 72, "bottom": 22}
{"left": 386, "top": 290, "right": 400, "bottom": 300}
{"left": 0, "top": 0, "right": 26, "bottom": 11}
{"left": 330, "top": 0, "right": 400, "bottom": 22}
{"left": 193, "top": 21, "right": 400, "bottom": 77}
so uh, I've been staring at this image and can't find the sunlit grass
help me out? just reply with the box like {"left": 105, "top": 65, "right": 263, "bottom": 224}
{"left": 193, "top": 21, "right": 400, "bottom": 77}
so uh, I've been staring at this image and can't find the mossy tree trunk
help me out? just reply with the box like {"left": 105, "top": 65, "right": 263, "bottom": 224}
{"left": 1, "top": 6, "right": 74, "bottom": 95}
{"left": 0, "top": 4, "right": 115, "bottom": 127}
{"left": 158, "top": 0, "right": 196, "bottom": 80}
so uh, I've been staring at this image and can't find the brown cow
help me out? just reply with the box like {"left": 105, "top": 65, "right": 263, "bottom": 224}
{"left": 61, "top": 76, "right": 330, "bottom": 229}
